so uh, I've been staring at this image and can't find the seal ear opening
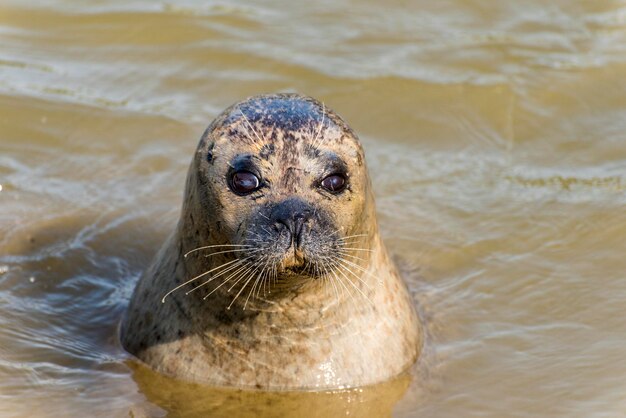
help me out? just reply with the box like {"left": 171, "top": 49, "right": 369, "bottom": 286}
{"left": 206, "top": 142, "right": 214, "bottom": 163}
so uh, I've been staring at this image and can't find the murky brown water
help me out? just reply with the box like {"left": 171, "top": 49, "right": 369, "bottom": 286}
{"left": 1, "top": 0, "right": 626, "bottom": 416}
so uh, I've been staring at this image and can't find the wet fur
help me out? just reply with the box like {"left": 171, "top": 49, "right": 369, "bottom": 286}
{"left": 121, "top": 93, "right": 421, "bottom": 389}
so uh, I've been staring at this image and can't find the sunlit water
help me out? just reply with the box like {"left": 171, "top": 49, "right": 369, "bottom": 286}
{"left": 1, "top": 0, "right": 626, "bottom": 416}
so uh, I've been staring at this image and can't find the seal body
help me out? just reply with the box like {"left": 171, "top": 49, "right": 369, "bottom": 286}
{"left": 121, "top": 94, "right": 421, "bottom": 390}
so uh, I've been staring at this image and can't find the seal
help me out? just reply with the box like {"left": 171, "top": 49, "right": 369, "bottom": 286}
{"left": 121, "top": 93, "right": 421, "bottom": 390}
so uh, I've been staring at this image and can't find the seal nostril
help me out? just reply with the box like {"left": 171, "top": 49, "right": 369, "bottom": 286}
{"left": 293, "top": 211, "right": 310, "bottom": 221}
{"left": 293, "top": 217, "right": 308, "bottom": 246}
{"left": 269, "top": 198, "right": 314, "bottom": 248}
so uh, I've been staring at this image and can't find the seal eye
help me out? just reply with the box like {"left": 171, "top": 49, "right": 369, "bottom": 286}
{"left": 231, "top": 171, "right": 260, "bottom": 194}
{"left": 320, "top": 174, "right": 346, "bottom": 193}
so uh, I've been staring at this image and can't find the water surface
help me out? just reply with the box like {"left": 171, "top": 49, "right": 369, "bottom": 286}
{"left": 1, "top": 0, "right": 626, "bottom": 416}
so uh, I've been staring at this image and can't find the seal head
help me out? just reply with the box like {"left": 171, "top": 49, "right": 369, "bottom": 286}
{"left": 180, "top": 94, "right": 374, "bottom": 302}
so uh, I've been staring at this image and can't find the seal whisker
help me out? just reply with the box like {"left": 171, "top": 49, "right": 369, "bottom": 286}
{"left": 229, "top": 262, "right": 264, "bottom": 310}
{"left": 336, "top": 238, "right": 368, "bottom": 246}
{"left": 238, "top": 109, "right": 265, "bottom": 145}
{"left": 271, "top": 263, "right": 278, "bottom": 289}
{"left": 320, "top": 260, "right": 340, "bottom": 303}
{"left": 321, "top": 257, "right": 347, "bottom": 300}
{"left": 335, "top": 250, "right": 368, "bottom": 263}
{"left": 185, "top": 262, "right": 248, "bottom": 296}
{"left": 258, "top": 255, "right": 273, "bottom": 297}
{"left": 262, "top": 261, "right": 275, "bottom": 294}
{"left": 247, "top": 256, "right": 272, "bottom": 307}
{"left": 227, "top": 263, "right": 257, "bottom": 293}
{"left": 192, "top": 262, "right": 248, "bottom": 293}
{"left": 321, "top": 257, "right": 343, "bottom": 298}
{"left": 161, "top": 257, "right": 244, "bottom": 303}
{"left": 247, "top": 254, "right": 268, "bottom": 297}
{"left": 244, "top": 238, "right": 265, "bottom": 246}
{"left": 263, "top": 269, "right": 272, "bottom": 296}
{"left": 201, "top": 262, "right": 253, "bottom": 300}
{"left": 204, "top": 248, "right": 251, "bottom": 257}
{"left": 336, "top": 233, "right": 369, "bottom": 241}
{"left": 318, "top": 260, "right": 334, "bottom": 297}
{"left": 335, "top": 258, "right": 376, "bottom": 290}
{"left": 335, "top": 257, "right": 382, "bottom": 286}
{"left": 259, "top": 225, "right": 274, "bottom": 236}
{"left": 333, "top": 262, "right": 375, "bottom": 307}
{"left": 312, "top": 102, "right": 326, "bottom": 149}
{"left": 327, "top": 261, "right": 360, "bottom": 310}
{"left": 321, "top": 269, "right": 333, "bottom": 301}
{"left": 186, "top": 256, "right": 256, "bottom": 296}
{"left": 184, "top": 244, "right": 252, "bottom": 258}
{"left": 337, "top": 247, "right": 374, "bottom": 253}
{"left": 250, "top": 265, "right": 266, "bottom": 301}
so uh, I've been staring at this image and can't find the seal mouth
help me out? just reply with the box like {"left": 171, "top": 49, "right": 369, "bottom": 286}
{"left": 285, "top": 264, "right": 309, "bottom": 275}
{"left": 275, "top": 247, "right": 322, "bottom": 278}
{"left": 280, "top": 251, "right": 309, "bottom": 275}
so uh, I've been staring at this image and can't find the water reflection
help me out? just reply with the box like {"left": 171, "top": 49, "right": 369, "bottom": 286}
{"left": 129, "top": 361, "right": 412, "bottom": 418}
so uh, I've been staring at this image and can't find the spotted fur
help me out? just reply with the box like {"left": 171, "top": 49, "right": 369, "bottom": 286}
{"left": 121, "top": 94, "right": 421, "bottom": 390}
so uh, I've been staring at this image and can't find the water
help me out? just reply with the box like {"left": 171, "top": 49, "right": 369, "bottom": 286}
{"left": 1, "top": 0, "right": 626, "bottom": 416}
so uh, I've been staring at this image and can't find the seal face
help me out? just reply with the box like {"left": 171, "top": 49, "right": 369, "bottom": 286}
{"left": 122, "top": 94, "right": 421, "bottom": 390}
{"left": 189, "top": 95, "right": 369, "bottom": 301}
